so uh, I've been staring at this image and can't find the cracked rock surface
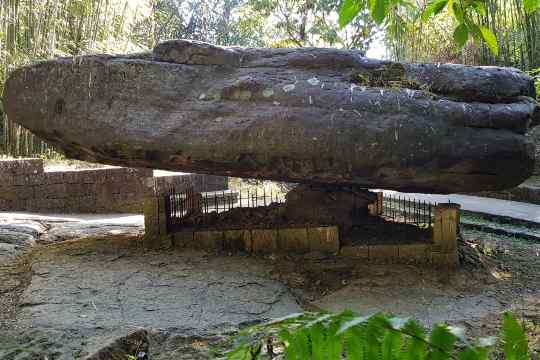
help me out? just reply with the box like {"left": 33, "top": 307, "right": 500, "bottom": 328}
{"left": 1, "top": 235, "right": 301, "bottom": 359}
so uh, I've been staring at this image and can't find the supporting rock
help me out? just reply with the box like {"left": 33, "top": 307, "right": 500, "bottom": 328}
{"left": 285, "top": 185, "right": 376, "bottom": 232}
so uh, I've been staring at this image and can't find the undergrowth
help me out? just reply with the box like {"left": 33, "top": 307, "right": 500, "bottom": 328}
{"left": 224, "top": 311, "right": 530, "bottom": 360}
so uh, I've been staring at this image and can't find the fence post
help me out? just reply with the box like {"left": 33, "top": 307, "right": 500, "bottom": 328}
{"left": 368, "top": 191, "right": 384, "bottom": 216}
{"left": 143, "top": 194, "right": 172, "bottom": 249}
{"left": 376, "top": 192, "right": 384, "bottom": 215}
{"left": 432, "top": 203, "right": 460, "bottom": 268}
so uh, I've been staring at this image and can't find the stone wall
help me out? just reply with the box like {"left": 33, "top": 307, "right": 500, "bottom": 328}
{"left": 0, "top": 158, "right": 228, "bottom": 213}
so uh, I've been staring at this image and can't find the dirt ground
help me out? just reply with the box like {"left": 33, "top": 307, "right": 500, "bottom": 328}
{"left": 0, "top": 216, "right": 539, "bottom": 359}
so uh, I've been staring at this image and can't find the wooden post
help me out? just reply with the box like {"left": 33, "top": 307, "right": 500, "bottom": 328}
{"left": 143, "top": 194, "right": 172, "bottom": 249}
{"left": 377, "top": 192, "right": 384, "bottom": 215}
{"left": 432, "top": 203, "right": 460, "bottom": 268}
{"left": 368, "top": 191, "right": 384, "bottom": 216}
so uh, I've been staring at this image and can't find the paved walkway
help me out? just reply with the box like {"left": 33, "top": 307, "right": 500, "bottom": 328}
{"left": 382, "top": 191, "right": 540, "bottom": 224}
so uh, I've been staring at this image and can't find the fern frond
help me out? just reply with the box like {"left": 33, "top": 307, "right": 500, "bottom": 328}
{"left": 502, "top": 313, "right": 530, "bottom": 360}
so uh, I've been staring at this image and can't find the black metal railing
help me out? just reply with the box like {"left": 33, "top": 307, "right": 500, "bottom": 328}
{"left": 164, "top": 187, "right": 286, "bottom": 232}
{"left": 381, "top": 193, "right": 436, "bottom": 228}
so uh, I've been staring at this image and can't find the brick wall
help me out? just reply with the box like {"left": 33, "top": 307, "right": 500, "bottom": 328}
{"left": 0, "top": 159, "right": 228, "bottom": 213}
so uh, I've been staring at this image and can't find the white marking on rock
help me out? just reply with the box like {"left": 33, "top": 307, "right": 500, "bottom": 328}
{"left": 307, "top": 77, "right": 320, "bottom": 86}
{"left": 262, "top": 88, "right": 274, "bottom": 97}
{"left": 283, "top": 84, "right": 295, "bottom": 93}
{"left": 199, "top": 93, "right": 207, "bottom": 100}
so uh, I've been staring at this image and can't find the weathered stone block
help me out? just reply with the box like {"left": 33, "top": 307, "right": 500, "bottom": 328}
{"left": 14, "top": 186, "right": 34, "bottom": 200}
{"left": 81, "top": 170, "right": 98, "bottom": 184}
{"left": 0, "top": 158, "right": 43, "bottom": 177}
{"left": 13, "top": 175, "right": 29, "bottom": 186}
{"left": 44, "top": 172, "right": 64, "bottom": 185}
{"left": 251, "top": 229, "right": 278, "bottom": 254}
{"left": 398, "top": 244, "right": 433, "bottom": 262}
{"left": 0, "top": 187, "right": 17, "bottom": 201}
{"left": 193, "top": 231, "right": 224, "bottom": 250}
{"left": 432, "top": 252, "right": 459, "bottom": 268}
{"left": 223, "top": 229, "right": 251, "bottom": 252}
{"left": 433, "top": 203, "right": 460, "bottom": 253}
{"left": 277, "top": 228, "right": 309, "bottom": 252}
{"left": 172, "top": 231, "right": 194, "bottom": 248}
{"left": 308, "top": 226, "right": 339, "bottom": 253}
{"left": 340, "top": 245, "right": 369, "bottom": 258}
{"left": 63, "top": 171, "right": 82, "bottom": 184}
{"left": 369, "top": 244, "right": 399, "bottom": 260}
{"left": 45, "top": 183, "right": 67, "bottom": 199}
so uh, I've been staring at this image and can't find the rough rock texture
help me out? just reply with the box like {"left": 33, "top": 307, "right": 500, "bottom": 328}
{"left": 527, "top": 125, "right": 540, "bottom": 175}
{"left": 4, "top": 39, "right": 539, "bottom": 193}
{"left": 0, "top": 213, "right": 144, "bottom": 264}
{"left": 1, "top": 244, "right": 301, "bottom": 359}
{"left": 285, "top": 185, "right": 376, "bottom": 231}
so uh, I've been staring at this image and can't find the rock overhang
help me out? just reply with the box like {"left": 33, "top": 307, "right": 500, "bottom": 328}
{"left": 3, "top": 39, "right": 539, "bottom": 194}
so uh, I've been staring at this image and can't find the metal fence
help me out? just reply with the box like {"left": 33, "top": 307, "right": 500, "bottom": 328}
{"left": 381, "top": 193, "right": 436, "bottom": 228}
{"left": 164, "top": 187, "right": 285, "bottom": 232}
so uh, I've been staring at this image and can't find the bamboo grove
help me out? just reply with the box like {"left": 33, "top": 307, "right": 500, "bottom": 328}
{"left": 0, "top": 0, "right": 144, "bottom": 157}
{"left": 386, "top": 0, "right": 540, "bottom": 70}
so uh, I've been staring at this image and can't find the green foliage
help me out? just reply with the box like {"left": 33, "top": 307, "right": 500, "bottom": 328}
{"left": 478, "top": 26, "right": 498, "bottom": 56}
{"left": 226, "top": 311, "right": 530, "bottom": 360}
{"left": 502, "top": 313, "right": 530, "bottom": 360}
{"left": 524, "top": 0, "right": 540, "bottom": 13}
{"left": 453, "top": 23, "right": 469, "bottom": 48}
{"left": 339, "top": 0, "right": 539, "bottom": 57}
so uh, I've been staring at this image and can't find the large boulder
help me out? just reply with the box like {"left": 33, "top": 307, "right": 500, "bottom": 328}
{"left": 3, "top": 40, "right": 539, "bottom": 193}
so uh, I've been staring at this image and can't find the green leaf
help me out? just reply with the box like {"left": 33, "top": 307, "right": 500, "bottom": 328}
{"left": 327, "top": 319, "right": 344, "bottom": 360}
{"left": 453, "top": 23, "right": 469, "bottom": 48}
{"left": 479, "top": 26, "right": 499, "bottom": 55}
{"left": 402, "top": 320, "right": 427, "bottom": 360}
{"left": 451, "top": 1, "right": 464, "bottom": 22}
{"left": 337, "top": 316, "right": 370, "bottom": 335}
{"left": 292, "top": 329, "right": 311, "bottom": 360}
{"left": 279, "top": 329, "right": 298, "bottom": 360}
{"left": 470, "top": 1, "right": 487, "bottom": 16}
{"left": 382, "top": 331, "right": 403, "bottom": 360}
{"left": 502, "top": 313, "right": 530, "bottom": 360}
{"left": 305, "top": 313, "right": 334, "bottom": 329}
{"left": 369, "top": 0, "right": 390, "bottom": 24}
{"left": 346, "top": 328, "right": 365, "bottom": 360}
{"left": 524, "top": 0, "right": 539, "bottom": 13}
{"left": 266, "top": 312, "right": 306, "bottom": 326}
{"left": 311, "top": 323, "right": 327, "bottom": 360}
{"left": 339, "top": 0, "right": 365, "bottom": 28}
{"left": 458, "top": 348, "right": 484, "bottom": 360}
{"left": 421, "top": 0, "right": 448, "bottom": 21}
{"left": 429, "top": 324, "right": 457, "bottom": 360}
{"left": 226, "top": 343, "right": 254, "bottom": 360}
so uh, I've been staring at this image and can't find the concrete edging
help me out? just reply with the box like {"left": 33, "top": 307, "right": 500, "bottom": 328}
{"left": 171, "top": 226, "right": 340, "bottom": 254}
